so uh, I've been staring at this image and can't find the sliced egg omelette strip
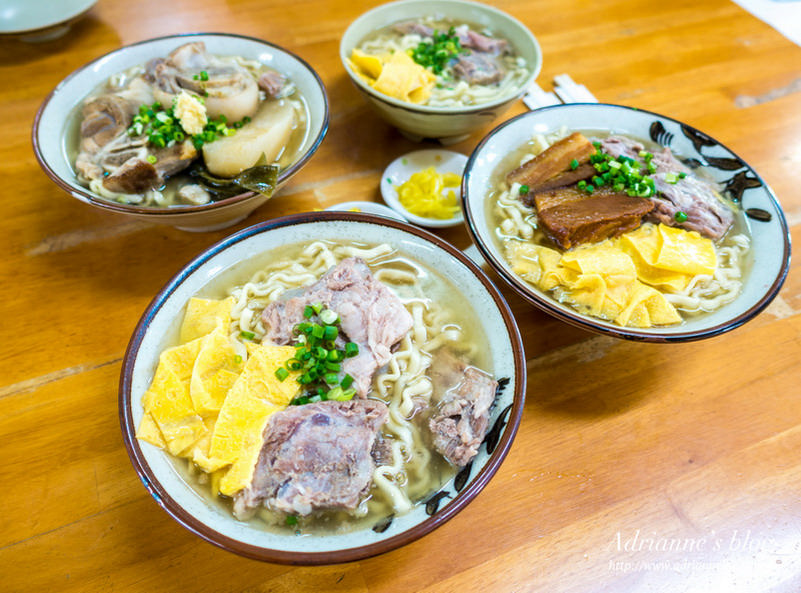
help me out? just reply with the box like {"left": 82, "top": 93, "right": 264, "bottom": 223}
{"left": 139, "top": 297, "right": 239, "bottom": 456}
{"left": 189, "top": 325, "right": 245, "bottom": 415}
{"left": 179, "top": 296, "right": 235, "bottom": 344}
{"left": 207, "top": 343, "right": 301, "bottom": 496}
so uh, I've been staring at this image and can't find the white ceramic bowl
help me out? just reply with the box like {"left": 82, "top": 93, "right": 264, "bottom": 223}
{"left": 340, "top": 0, "right": 542, "bottom": 143}
{"left": 463, "top": 103, "right": 792, "bottom": 342}
{"left": 33, "top": 33, "right": 329, "bottom": 232}
{"left": 325, "top": 200, "right": 407, "bottom": 222}
{"left": 381, "top": 149, "right": 467, "bottom": 228}
{"left": 119, "top": 212, "right": 526, "bottom": 563}
{"left": 0, "top": 0, "right": 95, "bottom": 41}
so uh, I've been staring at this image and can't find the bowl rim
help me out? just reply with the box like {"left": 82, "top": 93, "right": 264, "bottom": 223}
{"left": 118, "top": 210, "right": 527, "bottom": 564}
{"left": 462, "top": 102, "right": 793, "bottom": 343}
{"left": 339, "top": 0, "right": 542, "bottom": 115}
{"left": 31, "top": 31, "right": 330, "bottom": 217}
{"left": 0, "top": 0, "right": 96, "bottom": 36}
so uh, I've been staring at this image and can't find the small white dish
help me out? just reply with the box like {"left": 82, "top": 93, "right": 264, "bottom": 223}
{"left": 325, "top": 200, "right": 407, "bottom": 222}
{"left": 381, "top": 149, "right": 467, "bottom": 228}
{"left": 0, "top": 0, "right": 96, "bottom": 40}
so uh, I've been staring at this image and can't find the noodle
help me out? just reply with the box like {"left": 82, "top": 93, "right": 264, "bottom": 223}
{"left": 219, "top": 240, "right": 481, "bottom": 526}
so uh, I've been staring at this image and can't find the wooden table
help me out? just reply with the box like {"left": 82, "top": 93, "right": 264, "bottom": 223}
{"left": 2, "top": 0, "right": 800, "bottom": 591}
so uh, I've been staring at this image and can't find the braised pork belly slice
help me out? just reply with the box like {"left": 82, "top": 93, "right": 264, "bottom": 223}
{"left": 507, "top": 132, "right": 596, "bottom": 189}
{"left": 429, "top": 365, "right": 498, "bottom": 468}
{"left": 233, "top": 399, "right": 388, "bottom": 518}
{"left": 260, "top": 257, "right": 413, "bottom": 397}
{"left": 535, "top": 186, "right": 654, "bottom": 250}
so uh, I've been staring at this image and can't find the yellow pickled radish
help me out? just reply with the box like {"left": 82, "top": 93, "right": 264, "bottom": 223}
{"left": 396, "top": 167, "right": 461, "bottom": 219}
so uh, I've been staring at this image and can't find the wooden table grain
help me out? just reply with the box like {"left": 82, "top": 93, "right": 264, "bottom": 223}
{"left": 1, "top": 0, "right": 800, "bottom": 591}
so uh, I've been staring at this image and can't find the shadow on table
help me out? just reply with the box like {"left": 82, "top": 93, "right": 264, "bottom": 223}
{"left": 0, "top": 16, "right": 119, "bottom": 67}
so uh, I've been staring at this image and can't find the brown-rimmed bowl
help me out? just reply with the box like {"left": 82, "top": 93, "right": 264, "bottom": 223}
{"left": 33, "top": 33, "right": 328, "bottom": 232}
{"left": 462, "top": 103, "right": 792, "bottom": 342}
{"left": 119, "top": 212, "right": 526, "bottom": 564}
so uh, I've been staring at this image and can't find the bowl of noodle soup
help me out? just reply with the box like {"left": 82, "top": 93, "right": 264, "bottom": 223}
{"left": 462, "top": 103, "right": 791, "bottom": 342}
{"left": 340, "top": 0, "right": 541, "bottom": 143}
{"left": 120, "top": 212, "right": 525, "bottom": 563}
{"left": 33, "top": 33, "right": 328, "bottom": 231}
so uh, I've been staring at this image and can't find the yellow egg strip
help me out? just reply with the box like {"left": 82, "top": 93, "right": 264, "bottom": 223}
{"left": 349, "top": 49, "right": 436, "bottom": 104}
{"left": 504, "top": 226, "right": 693, "bottom": 328}
{"left": 208, "top": 343, "right": 301, "bottom": 496}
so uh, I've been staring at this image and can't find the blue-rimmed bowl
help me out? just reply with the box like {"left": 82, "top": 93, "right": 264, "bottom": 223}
{"left": 462, "top": 103, "right": 791, "bottom": 342}
{"left": 119, "top": 212, "right": 525, "bottom": 563}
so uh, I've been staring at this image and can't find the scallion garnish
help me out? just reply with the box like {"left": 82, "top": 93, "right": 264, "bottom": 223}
{"left": 674, "top": 211, "right": 688, "bottom": 223}
{"left": 240, "top": 330, "right": 256, "bottom": 340}
{"left": 410, "top": 27, "right": 466, "bottom": 74}
{"left": 127, "top": 100, "right": 247, "bottom": 150}
{"left": 283, "top": 307, "right": 361, "bottom": 405}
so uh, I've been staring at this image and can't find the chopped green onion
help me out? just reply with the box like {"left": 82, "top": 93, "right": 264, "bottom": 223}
{"left": 345, "top": 342, "right": 359, "bottom": 357}
{"left": 199, "top": 70, "right": 209, "bottom": 81}
{"left": 303, "top": 305, "right": 314, "bottom": 319}
{"left": 341, "top": 374, "right": 354, "bottom": 389}
{"left": 234, "top": 354, "right": 243, "bottom": 364}
{"left": 285, "top": 515, "right": 298, "bottom": 526}
{"left": 410, "top": 26, "right": 466, "bottom": 74}
{"left": 275, "top": 367, "right": 289, "bottom": 382}
{"left": 323, "top": 325, "right": 338, "bottom": 341}
{"left": 570, "top": 158, "right": 579, "bottom": 170}
{"left": 146, "top": 154, "right": 158, "bottom": 164}
{"left": 665, "top": 172, "right": 679, "bottom": 184}
{"left": 319, "top": 309, "right": 338, "bottom": 325}
{"left": 678, "top": 172, "right": 687, "bottom": 179}
{"left": 519, "top": 184, "right": 529, "bottom": 195}
{"left": 240, "top": 330, "right": 256, "bottom": 340}
{"left": 674, "top": 211, "right": 688, "bottom": 223}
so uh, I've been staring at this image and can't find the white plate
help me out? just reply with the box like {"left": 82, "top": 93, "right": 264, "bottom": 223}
{"left": 380, "top": 149, "right": 467, "bottom": 228}
{"left": 325, "top": 200, "right": 406, "bottom": 222}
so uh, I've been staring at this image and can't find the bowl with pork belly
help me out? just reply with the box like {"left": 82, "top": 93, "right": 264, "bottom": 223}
{"left": 33, "top": 33, "right": 328, "bottom": 231}
{"left": 120, "top": 212, "right": 525, "bottom": 563}
{"left": 340, "top": 0, "right": 541, "bottom": 143}
{"left": 463, "top": 103, "right": 791, "bottom": 342}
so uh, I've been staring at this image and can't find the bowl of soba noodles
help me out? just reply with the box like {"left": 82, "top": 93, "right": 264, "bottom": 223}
{"left": 340, "top": 0, "right": 541, "bottom": 143}
{"left": 33, "top": 33, "right": 328, "bottom": 231}
{"left": 119, "top": 212, "right": 526, "bottom": 563}
{"left": 462, "top": 103, "right": 791, "bottom": 342}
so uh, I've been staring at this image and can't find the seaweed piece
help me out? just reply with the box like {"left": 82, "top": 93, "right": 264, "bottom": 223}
{"left": 188, "top": 155, "right": 279, "bottom": 200}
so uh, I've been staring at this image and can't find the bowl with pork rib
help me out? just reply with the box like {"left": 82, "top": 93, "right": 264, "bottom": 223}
{"left": 33, "top": 33, "right": 328, "bottom": 231}
{"left": 119, "top": 211, "right": 525, "bottom": 563}
{"left": 462, "top": 103, "right": 791, "bottom": 342}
